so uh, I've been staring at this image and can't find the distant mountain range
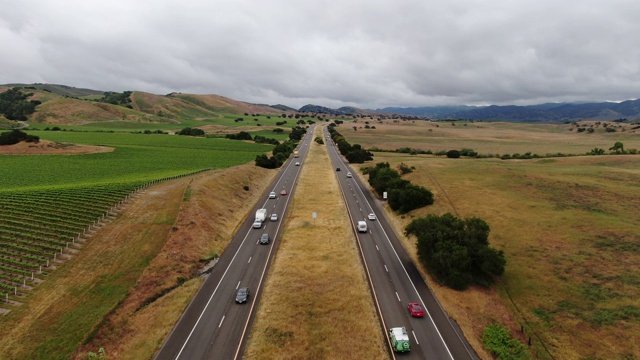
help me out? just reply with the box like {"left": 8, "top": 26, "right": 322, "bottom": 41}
{"left": 374, "top": 100, "right": 640, "bottom": 122}
{"left": 376, "top": 100, "right": 640, "bottom": 122}
{"left": 295, "top": 100, "right": 640, "bottom": 122}
{"left": 3, "top": 83, "right": 638, "bottom": 122}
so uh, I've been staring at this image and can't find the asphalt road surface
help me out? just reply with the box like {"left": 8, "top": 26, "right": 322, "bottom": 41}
{"left": 155, "top": 127, "right": 316, "bottom": 360}
{"left": 324, "top": 127, "right": 478, "bottom": 360}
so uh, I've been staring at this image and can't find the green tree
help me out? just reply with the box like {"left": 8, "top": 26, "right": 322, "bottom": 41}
{"left": 0, "top": 129, "right": 39, "bottom": 145}
{"left": 446, "top": 149, "right": 461, "bottom": 158}
{"left": 177, "top": 127, "right": 205, "bottom": 136}
{"left": 0, "top": 87, "right": 39, "bottom": 120}
{"left": 388, "top": 183, "right": 434, "bottom": 213}
{"left": 406, "top": 213, "right": 505, "bottom": 290}
{"left": 609, "top": 141, "right": 624, "bottom": 154}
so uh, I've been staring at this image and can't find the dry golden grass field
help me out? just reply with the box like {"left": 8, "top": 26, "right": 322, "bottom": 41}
{"left": 244, "top": 125, "right": 388, "bottom": 359}
{"left": 351, "top": 119, "right": 640, "bottom": 156}
{"left": 344, "top": 120, "right": 640, "bottom": 360}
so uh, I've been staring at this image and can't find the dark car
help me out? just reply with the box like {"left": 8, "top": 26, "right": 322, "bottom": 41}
{"left": 236, "top": 287, "right": 250, "bottom": 303}
{"left": 260, "top": 233, "right": 270, "bottom": 244}
{"left": 336, "top": 167, "right": 340, "bottom": 171}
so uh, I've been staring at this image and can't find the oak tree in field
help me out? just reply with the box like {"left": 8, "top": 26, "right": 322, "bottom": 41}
{"left": 405, "top": 213, "right": 506, "bottom": 290}
{"left": 609, "top": 141, "right": 624, "bottom": 154}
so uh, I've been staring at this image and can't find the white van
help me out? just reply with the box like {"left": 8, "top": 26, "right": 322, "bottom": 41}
{"left": 357, "top": 221, "right": 368, "bottom": 233}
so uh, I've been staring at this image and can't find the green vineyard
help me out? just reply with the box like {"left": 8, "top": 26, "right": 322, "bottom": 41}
{"left": 0, "top": 132, "right": 274, "bottom": 304}
{"left": 0, "top": 184, "right": 140, "bottom": 301}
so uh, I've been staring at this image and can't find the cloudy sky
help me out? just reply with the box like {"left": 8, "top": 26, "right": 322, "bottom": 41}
{"left": 1, "top": 0, "right": 639, "bottom": 109}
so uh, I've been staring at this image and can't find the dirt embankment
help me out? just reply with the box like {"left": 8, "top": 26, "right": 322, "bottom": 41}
{"left": 0, "top": 140, "right": 113, "bottom": 155}
{"left": 71, "top": 163, "right": 277, "bottom": 359}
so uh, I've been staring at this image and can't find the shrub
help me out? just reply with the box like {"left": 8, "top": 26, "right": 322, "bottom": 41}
{"left": 176, "top": 127, "right": 205, "bottom": 136}
{"left": 446, "top": 150, "right": 461, "bottom": 158}
{"left": 482, "top": 324, "right": 530, "bottom": 360}
{"left": 0, "top": 129, "right": 39, "bottom": 145}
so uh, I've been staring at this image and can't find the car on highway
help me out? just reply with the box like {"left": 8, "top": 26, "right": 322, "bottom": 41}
{"left": 260, "top": 233, "right": 270, "bottom": 245}
{"left": 346, "top": 172, "right": 352, "bottom": 178}
{"left": 368, "top": 213, "right": 377, "bottom": 221}
{"left": 336, "top": 167, "right": 340, "bottom": 171}
{"left": 236, "top": 287, "right": 250, "bottom": 303}
{"left": 270, "top": 213, "right": 278, "bottom": 221}
{"left": 295, "top": 161, "right": 300, "bottom": 166}
{"left": 407, "top": 302, "right": 425, "bottom": 317}
{"left": 269, "top": 191, "right": 276, "bottom": 199}
{"left": 280, "top": 189, "right": 287, "bottom": 196}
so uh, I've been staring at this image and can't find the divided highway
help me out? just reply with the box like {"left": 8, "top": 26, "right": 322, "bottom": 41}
{"left": 324, "top": 127, "right": 477, "bottom": 360}
{"left": 155, "top": 127, "right": 316, "bottom": 360}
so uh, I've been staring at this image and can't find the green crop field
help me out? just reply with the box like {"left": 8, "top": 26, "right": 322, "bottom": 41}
{"left": 0, "top": 130, "right": 274, "bottom": 306}
{"left": 1, "top": 132, "right": 273, "bottom": 191}
{"left": 26, "top": 113, "right": 304, "bottom": 134}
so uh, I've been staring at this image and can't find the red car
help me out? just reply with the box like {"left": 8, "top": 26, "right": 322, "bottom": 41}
{"left": 407, "top": 302, "right": 424, "bottom": 318}
{"left": 280, "top": 189, "right": 287, "bottom": 196}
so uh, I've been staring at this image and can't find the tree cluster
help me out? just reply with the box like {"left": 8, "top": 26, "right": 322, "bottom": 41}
{"left": 0, "top": 129, "right": 39, "bottom": 145}
{"left": 363, "top": 162, "right": 433, "bottom": 213}
{"left": 0, "top": 88, "right": 41, "bottom": 121}
{"left": 327, "top": 126, "right": 373, "bottom": 164}
{"left": 97, "top": 91, "right": 133, "bottom": 107}
{"left": 405, "top": 213, "right": 506, "bottom": 290}
{"left": 176, "top": 127, "right": 205, "bottom": 136}
{"left": 288, "top": 126, "right": 307, "bottom": 141}
{"left": 253, "top": 135, "right": 279, "bottom": 145}
{"left": 225, "top": 131, "right": 252, "bottom": 140}
{"left": 255, "top": 140, "right": 297, "bottom": 169}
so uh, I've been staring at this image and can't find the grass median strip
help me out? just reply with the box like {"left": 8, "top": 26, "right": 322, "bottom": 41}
{"left": 245, "top": 126, "right": 388, "bottom": 359}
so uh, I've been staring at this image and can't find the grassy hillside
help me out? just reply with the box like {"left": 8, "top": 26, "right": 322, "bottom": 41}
{"left": 342, "top": 121, "right": 640, "bottom": 359}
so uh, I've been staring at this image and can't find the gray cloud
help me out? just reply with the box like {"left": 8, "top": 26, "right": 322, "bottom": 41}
{"left": 1, "top": 0, "right": 639, "bottom": 109}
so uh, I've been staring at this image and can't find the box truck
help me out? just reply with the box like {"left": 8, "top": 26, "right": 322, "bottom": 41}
{"left": 253, "top": 208, "right": 267, "bottom": 229}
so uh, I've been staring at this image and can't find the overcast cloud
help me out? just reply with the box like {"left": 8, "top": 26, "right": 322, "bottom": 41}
{"left": 1, "top": 0, "right": 639, "bottom": 109}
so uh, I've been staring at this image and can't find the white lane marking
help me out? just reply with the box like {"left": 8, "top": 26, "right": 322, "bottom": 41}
{"left": 376, "top": 245, "right": 379, "bottom": 251}
{"left": 412, "top": 330, "right": 419, "bottom": 345}
{"left": 218, "top": 315, "right": 225, "bottom": 328}
{"left": 395, "top": 292, "right": 401, "bottom": 302}
{"left": 236, "top": 281, "right": 241, "bottom": 289}
{"left": 248, "top": 257, "right": 252, "bottom": 263}
{"left": 384, "top": 265, "right": 388, "bottom": 272}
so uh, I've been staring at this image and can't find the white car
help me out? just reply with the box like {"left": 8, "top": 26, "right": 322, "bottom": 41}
{"left": 346, "top": 172, "right": 352, "bottom": 178}
{"left": 270, "top": 213, "right": 278, "bottom": 221}
{"left": 295, "top": 162, "right": 300, "bottom": 166}
{"left": 368, "top": 213, "right": 377, "bottom": 221}
{"left": 269, "top": 191, "right": 276, "bottom": 199}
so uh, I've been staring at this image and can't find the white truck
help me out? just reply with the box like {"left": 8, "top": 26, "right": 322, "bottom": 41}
{"left": 389, "top": 327, "right": 411, "bottom": 352}
{"left": 253, "top": 208, "right": 267, "bottom": 229}
{"left": 357, "top": 220, "right": 368, "bottom": 233}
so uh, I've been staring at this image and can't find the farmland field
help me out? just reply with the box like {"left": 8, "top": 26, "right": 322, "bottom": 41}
{"left": 0, "top": 126, "right": 280, "bottom": 358}
{"left": 1, "top": 132, "right": 273, "bottom": 191}
{"left": 343, "top": 120, "right": 640, "bottom": 359}
{"left": 349, "top": 119, "right": 640, "bottom": 156}
{"left": 0, "top": 131, "right": 273, "bottom": 301}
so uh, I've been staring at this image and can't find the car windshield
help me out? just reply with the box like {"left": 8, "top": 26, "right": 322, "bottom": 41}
{"left": 412, "top": 304, "right": 422, "bottom": 310}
